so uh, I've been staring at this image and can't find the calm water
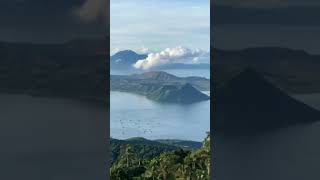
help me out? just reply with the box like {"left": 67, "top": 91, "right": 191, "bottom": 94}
{"left": 0, "top": 93, "right": 106, "bottom": 179}
{"left": 110, "top": 69, "right": 210, "bottom": 141}
{"left": 111, "top": 69, "right": 210, "bottom": 79}
{"left": 110, "top": 91, "right": 210, "bottom": 141}
{"left": 215, "top": 94, "right": 320, "bottom": 180}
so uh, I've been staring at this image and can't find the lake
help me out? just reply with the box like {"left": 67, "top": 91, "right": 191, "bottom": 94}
{"left": 110, "top": 69, "right": 210, "bottom": 141}
{"left": 214, "top": 93, "right": 320, "bottom": 180}
{"left": 0, "top": 93, "right": 107, "bottom": 179}
{"left": 111, "top": 69, "right": 210, "bottom": 79}
{"left": 110, "top": 91, "right": 210, "bottom": 141}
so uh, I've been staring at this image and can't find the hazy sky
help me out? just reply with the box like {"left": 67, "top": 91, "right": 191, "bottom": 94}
{"left": 110, "top": 0, "right": 210, "bottom": 54}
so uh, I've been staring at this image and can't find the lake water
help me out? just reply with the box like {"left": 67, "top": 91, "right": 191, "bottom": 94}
{"left": 111, "top": 69, "right": 210, "bottom": 79}
{"left": 110, "top": 91, "right": 210, "bottom": 141}
{"left": 0, "top": 93, "right": 107, "bottom": 179}
{"left": 110, "top": 69, "right": 210, "bottom": 141}
{"left": 215, "top": 93, "right": 320, "bottom": 180}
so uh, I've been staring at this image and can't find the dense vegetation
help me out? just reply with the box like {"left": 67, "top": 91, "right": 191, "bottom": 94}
{"left": 110, "top": 133, "right": 211, "bottom": 180}
{"left": 110, "top": 138, "right": 179, "bottom": 165}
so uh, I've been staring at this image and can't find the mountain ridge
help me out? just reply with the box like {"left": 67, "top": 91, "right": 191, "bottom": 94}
{"left": 110, "top": 50, "right": 147, "bottom": 69}
{"left": 110, "top": 137, "right": 202, "bottom": 164}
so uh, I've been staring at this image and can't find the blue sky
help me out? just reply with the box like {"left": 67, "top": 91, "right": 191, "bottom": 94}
{"left": 110, "top": 0, "right": 210, "bottom": 54}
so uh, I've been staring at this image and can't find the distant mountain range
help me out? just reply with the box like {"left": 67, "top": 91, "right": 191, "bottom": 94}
{"left": 115, "top": 137, "right": 202, "bottom": 150}
{"left": 214, "top": 68, "right": 320, "bottom": 134}
{"left": 0, "top": 39, "right": 209, "bottom": 103}
{"left": 111, "top": 50, "right": 210, "bottom": 70}
{"left": 110, "top": 50, "right": 147, "bottom": 69}
{"left": 111, "top": 71, "right": 210, "bottom": 104}
{"left": 3, "top": 37, "right": 320, "bottom": 107}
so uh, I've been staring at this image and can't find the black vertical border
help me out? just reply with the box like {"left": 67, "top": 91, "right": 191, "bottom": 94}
{"left": 210, "top": 0, "right": 215, "bottom": 179}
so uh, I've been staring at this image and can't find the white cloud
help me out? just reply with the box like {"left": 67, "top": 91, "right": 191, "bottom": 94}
{"left": 192, "top": 57, "right": 200, "bottom": 63}
{"left": 111, "top": 48, "right": 121, "bottom": 55}
{"left": 133, "top": 46, "right": 208, "bottom": 70}
{"left": 73, "top": 0, "right": 107, "bottom": 22}
{"left": 138, "top": 46, "right": 149, "bottom": 54}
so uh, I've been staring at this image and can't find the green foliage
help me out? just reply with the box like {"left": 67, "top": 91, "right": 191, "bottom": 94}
{"left": 110, "top": 138, "right": 178, "bottom": 165}
{"left": 110, "top": 133, "right": 211, "bottom": 180}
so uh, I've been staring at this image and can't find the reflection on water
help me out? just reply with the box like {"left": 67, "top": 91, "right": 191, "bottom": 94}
{"left": 110, "top": 91, "right": 210, "bottom": 141}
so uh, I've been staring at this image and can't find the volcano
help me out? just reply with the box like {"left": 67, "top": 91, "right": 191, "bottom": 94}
{"left": 214, "top": 68, "right": 320, "bottom": 134}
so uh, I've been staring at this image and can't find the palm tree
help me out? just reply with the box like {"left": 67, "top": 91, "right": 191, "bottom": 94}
{"left": 121, "top": 144, "right": 135, "bottom": 168}
{"left": 146, "top": 159, "right": 160, "bottom": 180}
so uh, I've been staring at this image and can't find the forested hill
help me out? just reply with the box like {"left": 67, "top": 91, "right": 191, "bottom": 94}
{"left": 110, "top": 137, "right": 202, "bottom": 165}
{"left": 110, "top": 135, "right": 210, "bottom": 179}
{"left": 110, "top": 71, "right": 210, "bottom": 103}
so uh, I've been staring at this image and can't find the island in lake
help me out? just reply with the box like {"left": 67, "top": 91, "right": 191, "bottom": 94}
{"left": 213, "top": 48, "right": 320, "bottom": 180}
{"left": 214, "top": 67, "right": 320, "bottom": 135}
{"left": 212, "top": 47, "right": 320, "bottom": 134}
{"left": 110, "top": 71, "right": 210, "bottom": 104}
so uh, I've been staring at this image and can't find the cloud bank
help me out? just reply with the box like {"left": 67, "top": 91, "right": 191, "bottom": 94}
{"left": 133, "top": 47, "right": 208, "bottom": 70}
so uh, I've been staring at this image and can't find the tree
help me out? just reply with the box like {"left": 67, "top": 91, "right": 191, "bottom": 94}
{"left": 110, "top": 133, "right": 211, "bottom": 180}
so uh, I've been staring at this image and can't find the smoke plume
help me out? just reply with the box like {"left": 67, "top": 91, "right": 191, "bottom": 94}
{"left": 133, "top": 47, "right": 207, "bottom": 70}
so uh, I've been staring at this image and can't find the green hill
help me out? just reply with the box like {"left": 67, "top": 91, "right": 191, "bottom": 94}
{"left": 110, "top": 71, "right": 210, "bottom": 104}
{"left": 110, "top": 137, "right": 203, "bottom": 165}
